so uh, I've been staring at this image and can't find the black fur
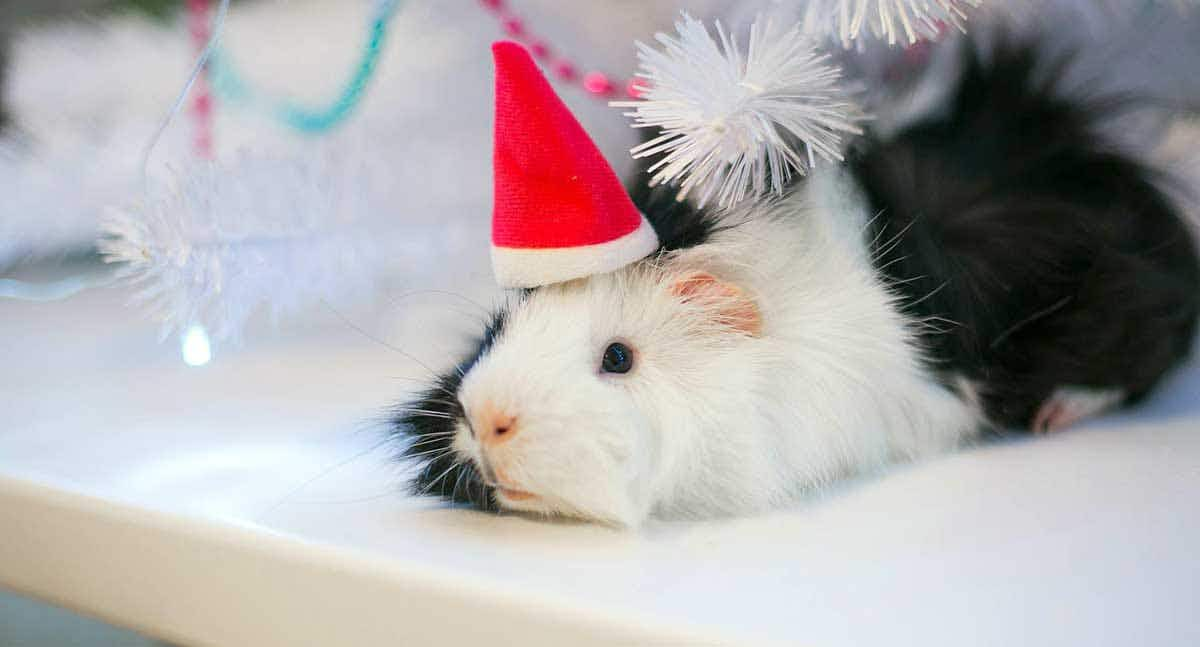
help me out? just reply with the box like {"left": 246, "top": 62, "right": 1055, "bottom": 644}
{"left": 849, "top": 40, "right": 1200, "bottom": 430}
{"left": 390, "top": 308, "right": 510, "bottom": 510}
{"left": 626, "top": 139, "right": 722, "bottom": 253}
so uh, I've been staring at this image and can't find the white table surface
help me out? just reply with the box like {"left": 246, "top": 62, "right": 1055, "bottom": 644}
{"left": 2, "top": 265, "right": 1199, "bottom": 647}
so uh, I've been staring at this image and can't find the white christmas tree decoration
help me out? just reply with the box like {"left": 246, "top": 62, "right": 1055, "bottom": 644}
{"left": 800, "top": 0, "right": 983, "bottom": 47}
{"left": 614, "top": 13, "right": 864, "bottom": 209}
{"left": 98, "top": 153, "right": 395, "bottom": 342}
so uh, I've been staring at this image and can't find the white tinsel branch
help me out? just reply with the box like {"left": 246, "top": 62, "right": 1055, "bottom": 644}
{"left": 614, "top": 13, "right": 864, "bottom": 209}
{"left": 98, "top": 154, "right": 389, "bottom": 342}
{"left": 800, "top": 0, "right": 983, "bottom": 48}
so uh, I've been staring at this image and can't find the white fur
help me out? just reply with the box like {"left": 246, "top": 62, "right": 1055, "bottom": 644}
{"left": 454, "top": 168, "right": 979, "bottom": 526}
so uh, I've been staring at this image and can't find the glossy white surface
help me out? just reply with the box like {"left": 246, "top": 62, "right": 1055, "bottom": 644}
{"left": 2, "top": 268, "right": 1199, "bottom": 646}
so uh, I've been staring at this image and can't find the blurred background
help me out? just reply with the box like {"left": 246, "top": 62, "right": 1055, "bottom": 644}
{"left": 2, "top": 0, "right": 1199, "bottom": 343}
{"left": 1, "top": 1, "right": 1199, "bottom": 644}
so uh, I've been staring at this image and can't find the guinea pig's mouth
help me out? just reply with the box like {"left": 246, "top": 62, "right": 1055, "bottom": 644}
{"left": 476, "top": 455, "right": 539, "bottom": 502}
{"left": 495, "top": 486, "right": 538, "bottom": 501}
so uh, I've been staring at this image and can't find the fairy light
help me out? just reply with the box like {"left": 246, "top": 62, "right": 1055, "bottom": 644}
{"left": 182, "top": 324, "right": 213, "bottom": 366}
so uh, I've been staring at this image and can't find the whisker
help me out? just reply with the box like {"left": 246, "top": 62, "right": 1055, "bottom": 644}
{"left": 403, "top": 438, "right": 458, "bottom": 454}
{"left": 990, "top": 295, "right": 1073, "bottom": 350}
{"left": 871, "top": 217, "right": 918, "bottom": 262}
{"left": 922, "top": 315, "right": 963, "bottom": 328}
{"left": 391, "top": 376, "right": 458, "bottom": 399}
{"left": 865, "top": 219, "right": 890, "bottom": 251}
{"left": 406, "top": 429, "right": 460, "bottom": 439}
{"left": 905, "top": 280, "right": 948, "bottom": 309}
{"left": 391, "top": 376, "right": 449, "bottom": 387}
{"left": 860, "top": 208, "right": 888, "bottom": 236}
{"left": 421, "top": 460, "right": 464, "bottom": 495}
{"left": 886, "top": 273, "right": 928, "bottom": 286}
{"left": 255, "top": 435, "right": 393, "bottom": 522}
{"left": 385, "top": 288, "right": 491, "bottom": 318}
{"left": 321, "top": 300, "right": 444, "bottom": 380}
{"left": 284, "top": 492, "right": 397, "bottom": 506}
{"left": 403, "top": 434, "right": 458, "bottom": 451}
{"left": 404, "top": 446, "right": 456, "bottom": 461}
{"left": 412, "top": 397, "right": 462, "bottom": 410}
{"left": 875, "top": 254, "right": 911, "bottom": 274}
{"left": 393, "top": 408, "right": 457, "bottom": 420}
{"left": 452, "top": 465, "right": 468, "bottom": 500}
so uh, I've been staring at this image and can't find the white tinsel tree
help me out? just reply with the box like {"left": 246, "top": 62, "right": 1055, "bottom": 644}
{"left": 98, "top": 152, "right": 462, "bottom": 342}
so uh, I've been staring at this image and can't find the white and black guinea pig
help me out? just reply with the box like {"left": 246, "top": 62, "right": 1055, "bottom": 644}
{"left": 391, "top": 41, "right": 1200, "bottom": 526}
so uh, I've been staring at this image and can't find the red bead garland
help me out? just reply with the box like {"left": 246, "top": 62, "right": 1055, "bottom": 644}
{"left": 187, "top": 0, "right": 215, "bottom": 158}
{"left": 478, "top": 0, "right": 642, "bottom": 99}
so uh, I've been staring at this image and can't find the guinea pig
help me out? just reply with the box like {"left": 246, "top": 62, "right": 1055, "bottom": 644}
{"left": 391, "top": 41, "right": 1200, "bottom": 526}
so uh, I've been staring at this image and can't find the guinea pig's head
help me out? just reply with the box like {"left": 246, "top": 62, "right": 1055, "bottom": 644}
{"left": 395, "top": 255, "right": 764, "bottom": 526}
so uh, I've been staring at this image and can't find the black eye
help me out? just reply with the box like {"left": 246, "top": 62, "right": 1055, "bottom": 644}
{"left": 601, "top": 342, "right": 634, "bottom": 374}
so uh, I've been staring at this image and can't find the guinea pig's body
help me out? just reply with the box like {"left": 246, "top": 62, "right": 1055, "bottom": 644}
{"left": 850, "top": 45, "right": 1200, "bottom": 432}
{"left": 393, "top": 42, "right": 1199, "bottom": 526}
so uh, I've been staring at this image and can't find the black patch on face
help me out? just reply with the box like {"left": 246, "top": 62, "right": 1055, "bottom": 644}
{"left": 389, "top": 308, "right": 511, "bottom": 510}
{"left": 848, "top": 37, "right": 1200, "bottom": 430}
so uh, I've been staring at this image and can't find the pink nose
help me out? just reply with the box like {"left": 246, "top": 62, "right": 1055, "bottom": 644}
{"left": 476, "top": 406, "right": 518, "bottom": 447}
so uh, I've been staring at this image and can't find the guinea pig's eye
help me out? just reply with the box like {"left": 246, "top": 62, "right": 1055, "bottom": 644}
{"left": 601, "top": 342, "right": 634, "bottom": 374}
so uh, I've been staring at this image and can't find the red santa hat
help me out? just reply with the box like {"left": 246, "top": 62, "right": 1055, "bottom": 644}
{"left": 490, "top": 41, "right": 659, "bottom": 288}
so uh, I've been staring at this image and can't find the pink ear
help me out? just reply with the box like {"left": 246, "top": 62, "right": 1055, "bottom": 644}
{"left": 670, "top": 272, "right": 762, "bottom": 336}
